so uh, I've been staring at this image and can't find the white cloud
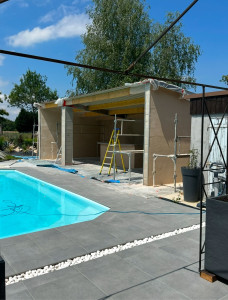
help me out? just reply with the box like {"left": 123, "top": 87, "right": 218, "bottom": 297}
{"left": 0, "top": 77, "right": 9, "bottom": 88}
{"left": 0, "top": 55, "right": 5, "bottom": 66}
{"left": 7, "top": 13, "right": 90, "bottom": 47}
{"left": 39, "top": 10, "right": 56, "bottom": 23}
{"left": 39, "top": 5, "right": 73, "bottom": 24}
{"left": 72, "top": 0, "right": 91, "bottom": 4}
{"left": 39, "top": 2, "right": 92, "bottom": 24}
{"left": 0, "top": 94, "right": 20, "bottom": 121}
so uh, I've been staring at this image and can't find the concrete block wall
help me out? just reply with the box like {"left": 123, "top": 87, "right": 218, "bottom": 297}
{"left": 73, "top": 114, "right": 144, "bottom": 160}
{"left": 99, "top": 114, "right": 144, "bottom": 168}
{"left": 39, "top": 108, "right": 61, "bottom": 160}
{"left": 144, "top": 86, "right": 191, "bottom": 186}
{"left": 73, "top": 114, "right": 105, "bottom": 158}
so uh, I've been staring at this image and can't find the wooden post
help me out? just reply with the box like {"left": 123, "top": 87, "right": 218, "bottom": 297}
{"left": 200, "top": 270, "right": 217, "bottom": 283}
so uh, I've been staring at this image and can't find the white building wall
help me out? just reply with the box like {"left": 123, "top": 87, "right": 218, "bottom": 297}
{"left": 191, "top": 114, "right": 228, "bottom": 197}
{"left": 190, "top": 115, "right": 210, "bottom": 165}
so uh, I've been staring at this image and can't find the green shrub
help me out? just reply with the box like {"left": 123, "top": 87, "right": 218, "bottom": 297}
{"left": 0, "top": 154, "right": 16, "bottom": 161}
{"left": 4, "top": 145, "right": 15, "bottom": 153}
{"left": 1, "top": 132, "right": 33, "bottom": 149}
{"left": 0, "top": 136, "right": 7, "bottom": 150}
{"left": 16, "top": 134, "right": 24, "bottom": 147}
{"left": 23, "top": 138, "right": 33, "bottom": 147}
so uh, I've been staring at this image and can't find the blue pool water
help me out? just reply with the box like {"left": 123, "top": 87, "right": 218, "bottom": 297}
{"left": 0, "top": 170, "right": 109, "bottom": 239}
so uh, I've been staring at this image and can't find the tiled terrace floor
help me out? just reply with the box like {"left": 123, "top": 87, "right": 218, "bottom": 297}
{"left": 0, "top": 165, "right": 227, "bottom": 299}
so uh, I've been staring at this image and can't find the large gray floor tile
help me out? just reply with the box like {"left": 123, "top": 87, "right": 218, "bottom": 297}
{"left": 122, "top": 243, "right": 191, "bottom": 278}
{"left": 24, "top": 266, "right": 80, "bottom": 290}
{"left": 159, "top": 237, "right": 199, "bottom": 264}
{"left": 8, "top": 254, "right": 55, "bottom": 275}
{"left": 219, "top": 295, "right": 228, "bottom": 300}
{"left": 61, "top": 223, "right": 119, "bottom": 252}
{"left": 29, "top": 229, "right": 79, "bottom": 252}
{"left": 4, "top": 260, "right": 17, "bottom": 277}
{"left": 6, "top": 290, "right": 34, "bottom": 300}
{"left": 105, "top": 278, "right": 191, "bottom": 300}
{"left": 28, "top": 270, "right": 106, "bottom": 300}
{"left": 1, "top": 239, "right": 44, "bottom": 263}
{"left": 160, "top": 268, "right": 228, "bottom": 300}
{"left": 45, "top": 244, "right": 87, "bottom": 262}
{"left": 6, "top": 282, "right": 31, "bottom": 299}
{"left": 77, "top": 254, "right": 152, "bottom": 295}
{"left": 0, "top": 234, "right": 32, "bottom": 247}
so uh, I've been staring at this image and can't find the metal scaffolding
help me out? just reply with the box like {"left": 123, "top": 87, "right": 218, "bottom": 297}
{"left": 112, "top": 115, "right": 144, "bottom": 182}
{"left": 199, "top": 87, "right": 228, "bottom": 275}
{"left": 32, "top": 124, "right": 39, "bottom": 158}
{"left": 153, "top": 113, "right": 190, "bottom": 192}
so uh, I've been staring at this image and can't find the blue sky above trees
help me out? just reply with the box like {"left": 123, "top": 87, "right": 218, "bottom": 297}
{"left": 0, "top": 0, "right": 228, "bottom": 119}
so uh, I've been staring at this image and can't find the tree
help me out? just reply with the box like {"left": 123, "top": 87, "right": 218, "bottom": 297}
{"left": 150, "top": 12, "right": 201, "bottom": 87}
{"left": 221, "top": 75, "right": 228, "bottom": 85}
{"left": 66, "top": 1, "right": 201, "bottom": 95}
{"left": 0, "top": 92, "right": 9, "bottom": 117}
{"left": 0, "top": 117, "right": 16, "bottom": 131}
{"left": 66, "top": 0, "right": 152, "bottom": 95}
{"left": 15, "top": 108, "right": 37, "bottom": 133}
{"left": 7, "top": 70, "right": 58, "bottom": 123}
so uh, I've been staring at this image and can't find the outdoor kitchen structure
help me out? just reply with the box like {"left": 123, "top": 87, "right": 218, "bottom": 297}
{"left": 38, "top": 79, "right": 191, "bottom": 186}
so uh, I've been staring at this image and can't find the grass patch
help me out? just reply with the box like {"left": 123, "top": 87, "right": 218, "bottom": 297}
{"left": 0, "top": 155, "right": 17, "bottom": 161}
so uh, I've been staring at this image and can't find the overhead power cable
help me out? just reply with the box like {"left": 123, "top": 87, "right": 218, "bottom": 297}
{"left": 0, "top": 49, "right": 227, "bottom": 91}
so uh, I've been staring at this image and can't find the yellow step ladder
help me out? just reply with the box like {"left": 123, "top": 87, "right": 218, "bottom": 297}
{"left": 99, "top": 129, "right": 126, "bottom": 175}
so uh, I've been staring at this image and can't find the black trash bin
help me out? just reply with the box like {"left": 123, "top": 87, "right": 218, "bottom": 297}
{"left": 181, "top": 167, "right": 201, "bottom": 202}
{"left": 205, "top": 195, "right": 228, "bottom": 280}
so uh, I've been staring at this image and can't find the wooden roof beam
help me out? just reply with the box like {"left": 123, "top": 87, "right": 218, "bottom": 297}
{"left": 109, "top": 107, "right": 144, "bottom": 115}
{"left": 88, "top": 97, "right": 144, "bottom": 111}
{"left": 73, "top": 104, "right": 109, "bottom": 116}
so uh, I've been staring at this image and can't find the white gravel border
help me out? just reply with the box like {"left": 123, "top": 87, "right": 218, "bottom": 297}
{"left": 6, "top": 222, "right": 205, "bottom": 286}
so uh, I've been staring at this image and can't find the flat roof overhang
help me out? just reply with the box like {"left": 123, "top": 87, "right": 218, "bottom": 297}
{"left": 44, "top": 84, "right": 146, "bottom": 117}
{"left": 43, "top": 82, "right": 186, "bottom": 117}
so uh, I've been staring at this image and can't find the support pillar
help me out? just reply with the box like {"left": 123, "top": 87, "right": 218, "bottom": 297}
{"left": 143, "top": 83, "right": 152, "bottom": 185}
{"left": 38, "top": 108, "right": 41, "bottom": 159}
{"left": 61, "top": 106, "right": 73, "bottom": 165}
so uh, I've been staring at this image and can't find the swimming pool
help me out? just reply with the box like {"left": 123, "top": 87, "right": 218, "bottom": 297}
{"left": 0, "top": 170, "right": 109, "bottom": 239}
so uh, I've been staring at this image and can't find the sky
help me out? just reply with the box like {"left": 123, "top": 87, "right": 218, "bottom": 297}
{"left": 0, "top": 0, "right": 228, "bottom": 120}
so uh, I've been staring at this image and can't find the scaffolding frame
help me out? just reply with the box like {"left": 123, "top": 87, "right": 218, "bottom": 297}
{"left": 32, "top": 124, "right": 38, "bottom": 158}
{"left": 153, "top": 114, "right": 190, "bottom": 192}
{"left": 112, "top": 115, "right": 144, "bottom": 181}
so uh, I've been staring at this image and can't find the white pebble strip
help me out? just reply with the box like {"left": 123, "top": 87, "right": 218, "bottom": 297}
{"left": 5, "top": 222, "right": 205, "bottom": 286}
